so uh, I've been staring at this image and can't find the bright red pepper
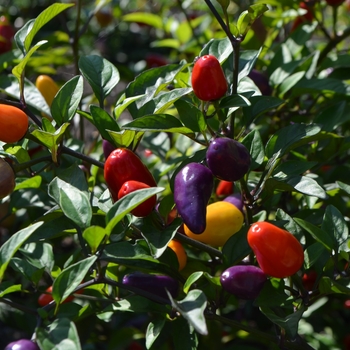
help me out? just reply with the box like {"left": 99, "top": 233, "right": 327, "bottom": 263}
{"left": 118, "top": 180, "right": 157, "bottom": 217}
{"left": 191, "top": 55, "right": 228, "bottom": 101}
{"left": 247, "top": 221, "right": 304, "bottom": 278}
{"left": 216, "top": 180, "right": 233, "bottom": 197}
{"left": 0, "top": 16, "right": 14, "bottom": 54}
{"left": 104, "top": 148, "right": 157, "bottom": 201}
{"left": 37, "top": 285, "right": 83, "bottom": 306}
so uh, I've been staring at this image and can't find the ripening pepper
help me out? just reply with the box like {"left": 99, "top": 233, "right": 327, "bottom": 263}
{"left": 216, "top": 180, "right": 233, "bottom": 197}
{"left": 247, "top": 221, "right": 304, "bottom": 278}
{"left": 191, "top": 55, "right": 228, "bottom": 101}
{"left": 0, "top": 104, "right": 28, "bottom": 143}
{"left": 223, "top": 193, "right": 244, "bottom": 213}
{"left": 104, "top": 148, "right": 157, "bottom": 201}
{"left": 35, "top": 75, "right": 60, "bottom": 107}
{"left": 184, "top": 201, "right": 244, "bottom": 247}
{"left": 0, "top": 16, "right": 14, "bottom": 54}
{"left": 174, "top": 162, "right": 214, "bottom": 234}
{"left": 0, "top": 158, "right": 15, "bottom": 199}
{"left": 206, "top": 137, "right": 251, "bottom": 182}
{"left": 118, "top": 180, "right": 157, "bottom": 217}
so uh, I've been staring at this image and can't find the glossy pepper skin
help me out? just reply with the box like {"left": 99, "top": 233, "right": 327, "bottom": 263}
{"left": 0, "top": 104, "right": 28, "bottom": 143}
{"left": 5, "top": 339, "right": 39, "bottom": 350}
{"left": 206, "top": 137, "right": 251, "bottom": 182}
{"left": 220, "top": 265, "right": 267, "bottom": 299}
{"left": 122, "top": 272, "right": 179, "bottom": 301}
{"left": 223, "top": 193, "right": 244, "bottom": 213}
{"left": 35, "top": 75, "right": 60, "bottom": 107}
{"left": 174, "top": 162, "right": 214, "bottom": 234}
{"left": 118, "top": 180, "right": 157, "bottom": 217}
{"left": 184, "top": 201, "right": 244, "bottom": 247}
{"left": 0, "top": 158, "right": 15, "bottom": 199}
{"left": 247, "top": 222, "right": 304, "bottom": 278}
{"left": 104, "top": 148, "right": 157, "bottom": 201}
{"left": 191, "top": 55, "right": 228, "bottom": 101}
{"left": 0, "top": 16, "right": 14, "bottom": 54}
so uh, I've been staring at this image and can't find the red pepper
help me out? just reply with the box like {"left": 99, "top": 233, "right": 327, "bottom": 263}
{"left": 104, "top": 148, "right": 157, "bottom": 201}
{"left": 216, "top": 180, "right": 233, "bottom": 197}
{"left": 191, "top": 55, "right": 228, "bottom": 101}
{"left": 247, "top": 221, "right": 304, "bottom": 278}
{"left": 118, "top": 180, "right": 157, "bottom": 217}
{"left": 0, "top": 16, "right": 14, "bottom": 54}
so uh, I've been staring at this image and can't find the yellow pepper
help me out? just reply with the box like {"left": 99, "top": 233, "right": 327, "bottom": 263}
{"left": 35, "top": 75, "right": 60, "bottom": 107}
{"left": 184, "top": 201, "right": 244, "bottom": 247}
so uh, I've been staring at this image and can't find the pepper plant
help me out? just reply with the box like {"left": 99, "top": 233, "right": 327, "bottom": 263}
{"left": 1, "top": 0, "right": 350, "bottom": 349}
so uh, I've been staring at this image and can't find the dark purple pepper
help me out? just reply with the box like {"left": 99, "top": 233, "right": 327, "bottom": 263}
{"left": 248, "top": 69, "right": 272, "bottom": 96}
{"left": 5, "top": 339, "right": 40, "bottom": 350}
{"left": 102, "top": 139, "right": 116, "bottom": 159}
{"left": 223, "top": 193, "right": 244, "bottom": 213}
{"left": 174, "top": 162, "right": 214, "bottom": 234}
{"left": 220, "top": 265, "right": 267, "bottom": 300}
{"left": 206, "top": 137, "right": 251, "bottom": 182}
{"left": 122, "top": 272, "right": 179, "bottom": 301}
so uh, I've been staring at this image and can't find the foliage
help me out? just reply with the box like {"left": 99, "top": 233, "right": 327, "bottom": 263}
{"left": 1, "top": 0, "right": 350, "bottom": 349}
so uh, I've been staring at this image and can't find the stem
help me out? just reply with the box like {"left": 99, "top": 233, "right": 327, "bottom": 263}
{"left": 11, "top": 155, "right": 52, "bottom": 174}
{"left": 0, "top": 297, "right": 37, "bottom": 315}
{"left": 60, "top": 146, "right": 105, "bottom": 169}
{"left": 174, "top": 232, "right": 223, "bottom": 259}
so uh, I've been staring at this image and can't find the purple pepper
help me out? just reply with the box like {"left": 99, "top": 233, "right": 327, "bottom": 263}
{"left": 223, "top": 193, "right": 244, "bottom": 213}
{"left": 220, "top": 265, "right": 267, "bottom": 300}
{"left": 122, "top": 272, "right": 179, "bottom": 301}
{"left": 102, "top": 139, "right": 116, "bottom": 160}
{"left": 5, "top": 339, "right": 40, "bottom": 350}
{"left": 206, "top": 137, "right": 251, "bottom": 182}
{"left": 174, "top": 162, "right": 214, "bottom": 234}
{"left": 248, "top": 69, "right": 272, "bottom": 96}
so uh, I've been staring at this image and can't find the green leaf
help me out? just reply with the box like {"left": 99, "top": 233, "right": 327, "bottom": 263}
{"left": 322, "top": 205, "right": 349, "bottom": 251}
{"left": 51, "top": 76, "right": 84, "bottom": 125}
{"left": 278, "top": 71, "right": 305, "bottom": 98}
{"left": 90, "top": 105, "right": 120, "bottom": 143}
{"left": 222, "top": 226, "right": 252, "bottom": 266}
{"left": 183, "top": 272, "right": 204, "bottom": 294}
{"left": 293, "top": 77, "right": 350, "bottom": 96}
{"left": 79, "top": 55, "right": 120, "bottom": 106}
{"left": 265, "top": 123, "right": 321, "bottom": 158}
{"left": 12, "top": 40, "right": 48, "bottom": 82}
{"left": 53, "top": 255, "right": 97, "bottom": 305}
{"left": 58, "top": 186, "right": 92, "bottom": 229}
{"left": 145, "top": 318, "right": 166, "bottom": 349}
{"left": 200, "top": 37, "right": 233, "bottom": 63}
{"left": 0, "top": 74, "right": 51, "bottom": 116}
{"left": 114, "top": 94, "right": 145, "bottom": 120}
{"left": 273, "top": 160, "right": 318, "bottom": 178}
{"left": 0, "top": 221, "right": 43, "bottom": 282}
{"left": 136, "top": 217, "right": 182, "bottom": 259}
{"left": 260, "top": 306, "right": 305, "bottom": 338}
{"left": 23, "top": 3, "right": 75, "bottom": 53}
{"left": 14, "top": 19, "right": 35, "bottom": 55}
{"left": 105, "top": 187, "right": 164, "bottom": 234}
{"left": 219, "top": 94, "right": 251, "bottom": 108}
{"left": 174, "top": 99, "right": 206, "bottom": 133}
{"left": 237, "top": 4, "right": 268, "bottom": 38}
{"left": 268, "top": 175, "right": 327, "bottom": 199}
{"left": 125, "top": 63, "right": 189, "bottom": 119}
{"left": 242, "top": 129, "right": 265, "bottom": 170}
{"left": 122, "top": 12, "right": 163, "bottom": 29}
{"left": 167, "top": 289, "right": 208, "bottom": 335}
{"left": 0, "top": 283, "right": 22, "bottom": 298}
{"left": 314, "top": 101, "right": 348, "bottom": 132}
{"left": 242, "top": 95, "right": 284, "bottom": 125}
{"left": 303, "top": 242, "right": 330, "bottom": 270}
{"left": 31, "top": 123, "right": 70, "bottom": 163}
{"left": 36, "top": 317, "right": 82, "bottom": 350}
{"left": 123, "top": 114, "right": 193, "bottom": 134}
{"left": 82, "top": 226, "right": 106, "bottom": 254}
{"left": 48, "top": 177, "right": 92, "bottom": 229}
{"left": 294, "top": 218, "right": 334, "bottom": 251}
{"left": 108, "top": 129, "right": 136, "bottom": 148}
{"left": 15, "top": 175, "right": 42, "bottom": 190}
